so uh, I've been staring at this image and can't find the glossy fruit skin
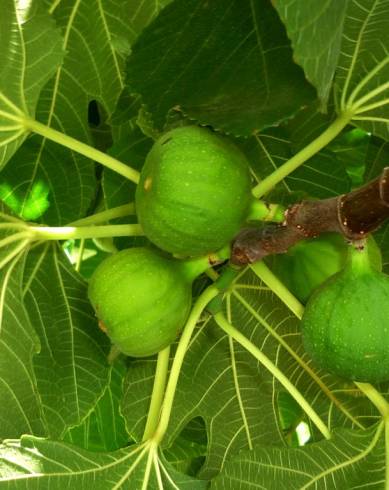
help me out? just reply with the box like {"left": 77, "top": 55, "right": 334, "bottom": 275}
{"left": 301, "top": 250, "right": 389, "bottom": 383}
{"left": 271, "top": 234, "right": 381, "bottom": 303}
{"left": 88, "top": 248, "right": 192, "bottom": 357}
{"left": 135, "top": 126, "right": 252, "bottom": 256}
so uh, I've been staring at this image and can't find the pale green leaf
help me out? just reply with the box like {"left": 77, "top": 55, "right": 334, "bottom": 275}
{"left": 122, "top": 267, "right": 379, "bottom": 479}
{"left": 0, "top": 1, "right": 63, "bottom": 168}
{"left": 0, "top": 437, "right": 208, "bottom": 489}
{"left": 211, "top": 423, "right": 386, "bottom": 489}
{"left": 336, "top": 0, "right": 389, "bottom": 140}
{"left": 0, "top": 246, "right": 44, "bottom": 439}
{"left": 22, "top": 243, "right": 110, "bottom": 438}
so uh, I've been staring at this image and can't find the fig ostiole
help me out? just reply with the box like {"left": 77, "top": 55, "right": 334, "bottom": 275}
{"left": 301, "top": 241, "right": 389, "bottom": 383}
{"left": 88, "top": 247, "right": 226, "bottom": 358}
{"left": 135, "top": 125, "right": 252, "bottom": 257}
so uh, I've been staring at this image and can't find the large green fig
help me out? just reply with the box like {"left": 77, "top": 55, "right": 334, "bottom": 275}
{"left": 135, "top": 126, "right": 252, "bottom": 256}
{"left": 301, "top": 243, "right": 389, "bottom": 382}
{"left": 271, "top": 233, "right": 381, "bottom": 303}
{"left": 88, "top": 247, "right": 210, "bottom": 357}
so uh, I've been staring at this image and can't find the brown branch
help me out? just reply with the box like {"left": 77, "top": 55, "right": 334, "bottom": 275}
{"left": 231, "top": 167, "right": 389, "bottom": 266}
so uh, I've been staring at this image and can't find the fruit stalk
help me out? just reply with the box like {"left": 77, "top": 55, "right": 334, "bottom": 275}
{"left": 23, "top": 118, "right": 140, "bottom": 184}
{"left": 142, "top": 346, "right": 171, "bottom": 442}
{"left": 251, "top": 112, "right": 352, "bottom": 198}
{"left": 152, "top": 285, "right": 219, "bottom": 444}
{"left": 232, "top": 167, "right": 389, "bottom": 265}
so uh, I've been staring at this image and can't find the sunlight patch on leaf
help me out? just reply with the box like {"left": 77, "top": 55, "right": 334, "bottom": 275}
{"left": 0, "top": 180, "right": 50, "bottom": 221}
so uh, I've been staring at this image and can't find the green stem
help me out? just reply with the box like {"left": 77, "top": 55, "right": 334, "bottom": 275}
{"left": 351, "top": 81, "right": 389, "bottom": 111}
{"left": 179, "top": 245, "right": 231, "bottom": 281}
{"left": 0, "top": 223, "right": 27, "bottom": 230}
{"left": 0, "top": 93, "right": 25, "bottom": 115}
{"left": 0, "top": 109, "right": 24, "bottom": 123}
{"left": 250, "top": 261, "right": 304, "bottom": 319}
{"left": 30, "top": 224, "right": 143, "bottom": 241}
{"left": 355, "top": 383, "right": 389, "bottom": 418}
{"left": 246, "top": 199, "right": 285, "bottom": 222}
{"left": 0, "top": 239, "right": 30, "bottom": 270}
{"left": 344, "top": 57, "right": 389, "bottom": 109}
{"left": 354, "top": 98, "right": 389, "bottom": 115}
{"left": 152, "top": 285, "right": 219, "bottom": 444}
{"left": 251, "top": 113, "right": 352, "bottom": 198}
{"left": 0, "top": 231, "right": 32, "bottom": 249}
{"left": 352, "top": 116, "right": 389, "bottom": 124}
{"left": 107, "top": 344, "right": 122, "bottom": 364}
{"left": 214, "top": 312, "right": 331, "bottom": 440}
{"left": 24, "top": 118, "right": 140, "bottom": 184}
{"left": 0, "top": 212, "right": 24, "bottom": 223}
{"left": 69, "top": 203, "right": 135, "bottom": 226}
{"left": 75, "top": 239, "right": 85, "bottom": 272}
{"left": 142, "top": 346, "right": 171, "bottom": 442}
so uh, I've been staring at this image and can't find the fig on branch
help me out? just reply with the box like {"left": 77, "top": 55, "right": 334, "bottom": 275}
{"left": 135, "top": 126, "right": 252, "bottom": 256}
{"left": 301, "top": 243, "right": 389, "bottom": 383}
{"left": 88, "top": 247, "right": 214, "bottom": 357}
{"left": 271, "top": 233, "right": 381, "bottom": 303}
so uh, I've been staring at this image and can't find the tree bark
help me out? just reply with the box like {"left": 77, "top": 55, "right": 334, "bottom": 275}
{"left": 231, "top": 168, "right": 389, "bottom": 265}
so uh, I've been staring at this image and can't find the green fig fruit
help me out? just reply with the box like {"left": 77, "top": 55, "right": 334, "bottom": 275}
{"left": 301, "top": 243, "right": 389, "bottom": 382}
{"left": 135, "top": 126, "right": 252, "bottom": 256}
{"left": 88, "top": 247, "right": 211, "bottom": 357}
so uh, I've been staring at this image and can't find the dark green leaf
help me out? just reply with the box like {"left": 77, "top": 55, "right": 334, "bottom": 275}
{"left": 63, "top": 359, "right": 129, "bottom": 451}
{"left": 127, "top": 0, "right": 316, "bottom": 136}
{"left": 274, "top": 0, "right": 347, "bottom": 107}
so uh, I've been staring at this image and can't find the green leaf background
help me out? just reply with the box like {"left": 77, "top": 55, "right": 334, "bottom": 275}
{"left": 0, "top": 0, "right": 389, "bottom": 489}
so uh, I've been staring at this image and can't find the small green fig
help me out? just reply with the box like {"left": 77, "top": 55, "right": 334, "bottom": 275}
{"left": 301, "top": 242, "right": 389, "bottom": 383}
{"left": 88, "top": 247, "right": 212, "bottom": 358}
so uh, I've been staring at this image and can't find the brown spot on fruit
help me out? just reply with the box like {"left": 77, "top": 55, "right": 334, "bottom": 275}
{"left": 98, "top": 320, "right": 108, "bottom": 333}
{"left": 144, "top": 176, "right": 152, "bottom": 191}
